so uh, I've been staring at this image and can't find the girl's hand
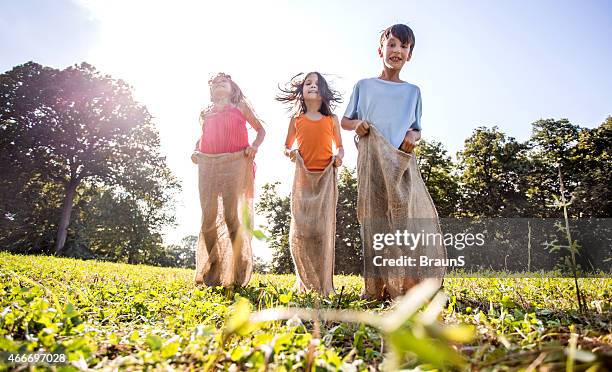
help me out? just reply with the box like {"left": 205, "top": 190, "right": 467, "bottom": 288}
{"left": 355, "top": 121, "right": 370, "bottom": 137}
{"left": 333, "top": 154, "right": 343, "bottom": 167}
{"left": 289, "top": 149, "right": 298, "bottom": 162}
{"left": 191, "top": 151, "right": 199, "bottom": 164}
{"left": 244, "top": 145, "right": 258, "bottom": 159}
{"left": 284, "top": 148, "right": 298, "bottom": 162}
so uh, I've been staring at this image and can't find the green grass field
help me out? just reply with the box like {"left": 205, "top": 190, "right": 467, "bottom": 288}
{"left": 1, "top": 252, "right": 610, "bottom": 371}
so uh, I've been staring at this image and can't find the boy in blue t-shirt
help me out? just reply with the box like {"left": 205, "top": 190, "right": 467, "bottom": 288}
{"left": 342, "top": 23, "right": 422, "bottom": 152}
{"left": 342, "top": 24, "right": 445, "bottom": 300}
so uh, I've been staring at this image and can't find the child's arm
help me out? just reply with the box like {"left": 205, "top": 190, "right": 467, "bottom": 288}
{"left": 399, "top": 89, "right": 423, "bottom": 153}
{"left": 284, "top": 117, "right": 297, "bottom": 161}
{"left": 191, "top": 139, "right": 199, "bottom": 164}
{"left": 332, "top": 115, "right": 344, "bottom": 167}
{"left": 341, "top": 116, "right": 370, "bottom": 137}
{"left": 238, "top": 101, "right": 266, "bottom": 159}
{"left": 191, "top": 112, "right": 206, "bottom": 164}
{"left": 399, "top": 129, "right": 421, "bottom": 153}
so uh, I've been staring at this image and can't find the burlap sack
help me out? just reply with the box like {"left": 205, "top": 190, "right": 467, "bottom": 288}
{"left": 289, "top": 153, "right": 338, "bottom": 296}
{"left": 194, "top": 151, "right": 254, "bottom": 287}
{"left": 356, "top": 126, "right": 446, "bottom": 300}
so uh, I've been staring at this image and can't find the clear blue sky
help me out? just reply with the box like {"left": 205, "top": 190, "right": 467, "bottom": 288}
{"left": 2, "top": 0, "right": 611, "bottom": 256}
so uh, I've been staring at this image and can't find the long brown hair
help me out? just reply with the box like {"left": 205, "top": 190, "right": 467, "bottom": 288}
{"left": 276, "top": 72, "right": 342, "bottom": 117}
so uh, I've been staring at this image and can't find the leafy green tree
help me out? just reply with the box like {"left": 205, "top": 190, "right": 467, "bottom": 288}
{"left": 335, "top": 168, "right": 362, "bottom": 274}
{"left": 571, "top": 117, "right": 612, "bottom": 217}
{"left": 0, "top": 61, "right": 179, "bottom": 256}
{"left": 256, "top": 182, "right": 292, "bottom": 274}
{"left": 526, "top": 119, "right": 582, "bottom": 217}
{"left": 457, "top": 126, "right": 531, "bottom": 217}
{"left": 415, "top": 140, "right": 460, "bottom": 217}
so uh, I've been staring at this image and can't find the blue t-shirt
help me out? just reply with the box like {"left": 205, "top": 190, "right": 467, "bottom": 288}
{"left": 343, "top": 78, "right": 422, "bottom": 148}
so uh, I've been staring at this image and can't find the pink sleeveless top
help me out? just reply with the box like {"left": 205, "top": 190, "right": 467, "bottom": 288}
{"left": 198, "top": 105, "right": 249, "bottom": 154}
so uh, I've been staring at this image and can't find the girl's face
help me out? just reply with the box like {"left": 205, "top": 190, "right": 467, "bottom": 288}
{"left": 210, "top": 76, "right": 232, "bottom": 100}
{"left": 302, "top": 74, "right": 321, "bottom": 101}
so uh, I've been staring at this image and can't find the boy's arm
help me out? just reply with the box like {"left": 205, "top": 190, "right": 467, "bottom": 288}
{"left": 341, "top": 81, "right": 370, "bottom": 136}
{"left": 399, "top": 88, "right": 423, "bottom": 153}
{"left": 341, "top": 116, "right": 370, "bottom": 137}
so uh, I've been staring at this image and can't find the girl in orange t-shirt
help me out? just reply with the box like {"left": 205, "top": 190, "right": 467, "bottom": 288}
{"left": 277, "top": 72, "right": 343, "bottom": 295}
{"left": 278, "top": 72, "right": 344, "bottom": 169}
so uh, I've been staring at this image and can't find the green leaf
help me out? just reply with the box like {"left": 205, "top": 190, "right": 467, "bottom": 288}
{"left": 230, "top": 346, "right": 248, "bottom": 362}
{"left": 279, "top": 293, "right": 292, "bottom": 304}
{"left": 108, "top": 333, "right": 120, "bottom": 346}
{"left": 145, "top": 334, "right": 163, "bottom": 350}
{"left": 161, "top": 339, "right": 180, "bottom": 359}
{"left": 253, "top": 230, "right": 267, "bottom": 241}
{"left": 439, "top": 325, "right": 475, "bottom": 343}
{"left": 224, "top": 297, "right": 254, "bottom": 336}
{"left": 128, "top": 330, "right": 140, "bottom": 343}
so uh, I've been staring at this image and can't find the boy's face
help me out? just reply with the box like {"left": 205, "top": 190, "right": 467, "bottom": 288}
{"left": 302, "top": 73, "right": 321, "bottom": 101}
{"left": 378, "top": 34, "right": 412, "bottom": 71}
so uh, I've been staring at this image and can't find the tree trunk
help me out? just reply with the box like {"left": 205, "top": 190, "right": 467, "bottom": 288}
{"left": 54, "top": 179, "right": 79, "bottom": 256}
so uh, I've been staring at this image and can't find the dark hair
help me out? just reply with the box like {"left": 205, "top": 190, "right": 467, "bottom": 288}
{"left": 276, "top": 72, "right": 342, "bottom": 117}
{"left": 380, "top": 24, "right": 416, "bottom": 54}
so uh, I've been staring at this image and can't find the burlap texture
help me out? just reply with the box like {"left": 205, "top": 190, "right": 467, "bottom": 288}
{"left": 194, "top": 151, "right": 254, "bottom": 287}
{"left": 289, "top": 153, "right": 338, "bottom": 295}
{"left": 356, "top": 126, "right": 446, "bottom": 300}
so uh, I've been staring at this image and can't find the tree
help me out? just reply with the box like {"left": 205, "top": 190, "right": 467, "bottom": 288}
{"left": 256, "top": 182, "right": 292, "bottom": 274}
{"left": 68, "top": 185, "right": 172, "bottom": 263}
{"left": 415, "top": 140, "right": 460, "bottom": 217}
{"left": 571, "top": 117, "right": 612, "bottom": 217}
{"left": 457, "top": 126, "right": 531, "bottom": 217}
{"left": 0, "top": 61, "right": 179, "bottom": 256}
{"left": 335, "top": 168, "right": 362, "bottom": 274}
{"left": 526, "top": 118, "right": 582, "bottom": 217}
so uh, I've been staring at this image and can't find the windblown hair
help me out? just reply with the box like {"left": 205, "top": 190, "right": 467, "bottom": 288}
{"left": 200, "top": 72, "right": 245, "bottom": 124}
{"left": 276, "top": 72, "right": 342, "bottom": 117}
{"left": 380, "top": 24, "right": 416, "bottom": 54}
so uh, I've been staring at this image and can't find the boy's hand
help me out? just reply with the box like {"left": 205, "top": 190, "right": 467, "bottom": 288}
{"left": 244, "top": 145, "right": 258, "bottom": 159}
{"left": 399, "top": 130, "right": 420, "bottom": 153}
{"left": 355, "top": 121, "right": 370, "bottom": 137}
{"left": 191, "top": 151, "right": 199, "bottom": 164}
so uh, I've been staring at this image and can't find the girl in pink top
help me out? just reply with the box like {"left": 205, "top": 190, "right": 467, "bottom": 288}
{"left": 191, "top": 73, "right": 265, "bottom": 161}
{"left": 191, "top": 73, "right": 265, "bottom": 287}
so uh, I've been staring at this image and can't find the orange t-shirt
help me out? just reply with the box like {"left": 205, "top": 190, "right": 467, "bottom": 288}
{"left": 289, "top": 114, "right": 342, "bottom": 171}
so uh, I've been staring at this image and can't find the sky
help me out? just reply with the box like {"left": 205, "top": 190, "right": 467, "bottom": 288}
{"left": 1, "top": 0, "right": 611, "bottom": 260}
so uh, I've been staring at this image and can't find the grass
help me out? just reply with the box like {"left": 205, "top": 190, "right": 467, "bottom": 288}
{"left": 0, "top": 251, "right": 610, "bottom": 371}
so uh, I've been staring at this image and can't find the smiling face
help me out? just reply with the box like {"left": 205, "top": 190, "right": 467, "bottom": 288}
{"left": 379, "top": 34, "right": 412, "bottom": 71}
{"left": 210, "top": 75, "right": 233, "bottom": 101}
{"left": 302, "top": 73, "right": 321, "bottom": 101}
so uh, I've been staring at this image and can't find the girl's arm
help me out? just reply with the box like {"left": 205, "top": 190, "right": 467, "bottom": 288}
{"left": 332, "top": 115, "right": 344, "bottom": 167}
{"left": 238, "top": 101, "right": 266, "bottom": 159}
{"left": 191, "top": 112, "right": 206, "bottom": 164}
{"left": 284, "top": 117, "right": 297, "bottom": 161}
